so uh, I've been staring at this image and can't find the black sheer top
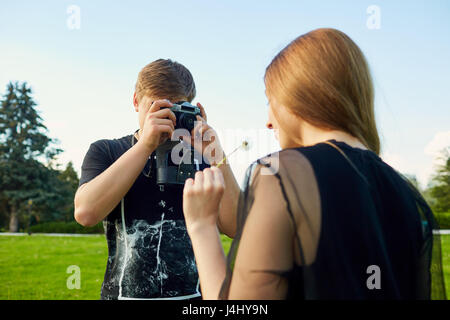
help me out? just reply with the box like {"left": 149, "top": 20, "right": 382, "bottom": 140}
{"left": 219, "top": 140, "right": 446, "bottom": 300}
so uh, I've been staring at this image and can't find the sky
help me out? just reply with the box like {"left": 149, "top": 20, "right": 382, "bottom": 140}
{"left": 0, "top": 0, "right": 449, "bottom": 188}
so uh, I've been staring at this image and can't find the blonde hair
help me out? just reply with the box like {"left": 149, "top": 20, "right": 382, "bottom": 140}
{"left": 265, "top": 28, "right": 380, "bottom": 154}
{"left": 135, "top": 59, "right": 196, "bottom": 103}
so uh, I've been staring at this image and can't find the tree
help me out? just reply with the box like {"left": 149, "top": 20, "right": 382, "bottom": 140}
{"left": 429, "top": 148, "right": 450, "bottom": 213}
{"left": 57, "top": 161, "right": 79, "bottom": 221}
{"left": 58, "top": 161, "right": 79, "bottom": 192}
{"left": 404, "top": 174, "right": 420, "bottom": 191}
{"left": 0, "top": 82, "right": 62, "bottom": 232}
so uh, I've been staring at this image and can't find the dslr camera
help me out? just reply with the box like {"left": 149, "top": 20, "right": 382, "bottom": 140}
{"left": 170, "top": 101, "right": 202, "bottom": 131}
{"left": 154, "top": 101, "right": 202, "bottom": 186}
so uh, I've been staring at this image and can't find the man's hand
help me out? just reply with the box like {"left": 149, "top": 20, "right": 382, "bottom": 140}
{"left": 138, "top": 98, "right": 177, "bottom": 153}
{"left": 189, "top": 102, "right": 224, "bottom": 165}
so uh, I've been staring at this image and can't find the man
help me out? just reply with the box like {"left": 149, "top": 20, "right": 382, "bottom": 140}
{"left": 74, "top": 59, "right": 239, "bottom": 300}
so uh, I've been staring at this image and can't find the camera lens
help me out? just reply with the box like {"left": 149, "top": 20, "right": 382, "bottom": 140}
{"left": 179, "top": 114, "right": 196, "bottom": 131}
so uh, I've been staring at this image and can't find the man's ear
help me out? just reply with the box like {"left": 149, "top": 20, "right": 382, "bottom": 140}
{"left": 133, "top": 92, "right": 139, "bottom": 111}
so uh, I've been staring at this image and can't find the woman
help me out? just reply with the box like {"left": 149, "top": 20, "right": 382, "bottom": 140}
{"left": 182, "top": 28, "right": 446, "bottom": 300}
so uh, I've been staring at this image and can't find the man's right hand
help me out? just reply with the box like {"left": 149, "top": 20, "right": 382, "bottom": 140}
{"left": 74, "top": 99, "right": 177, "bottom": 227}
{"left": 138, "top": 98, "right": 177, "bottom": 153}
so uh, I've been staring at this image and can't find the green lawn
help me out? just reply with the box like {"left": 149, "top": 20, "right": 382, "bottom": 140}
{"left": 0, "top": 234, "right": 233, "bottom": 300}
{"left": 0, "top": 234, "right": 448, "bottom": 299}
{"left": 441, "top": 234, "right": 450, "bottom": 298}
{"left": 0, "top": 235, "right": 106, "bottom": 299}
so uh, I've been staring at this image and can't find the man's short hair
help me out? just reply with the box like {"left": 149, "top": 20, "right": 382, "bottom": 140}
{"left": 135, "top": 59, "right": 196, "bottom": 103}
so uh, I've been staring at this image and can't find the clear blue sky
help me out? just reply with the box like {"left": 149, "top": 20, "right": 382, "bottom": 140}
{"left": 1, "top": 0, "right": 449, "bottom": 187}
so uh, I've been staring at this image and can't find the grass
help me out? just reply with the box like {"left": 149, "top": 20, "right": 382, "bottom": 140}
{"left": 0, "top": 234, "right": 233, "bottom": 300}
{"left": 441, "top": 234, "right": 450, "bottom": 298}
{"left": 0, "top": 234, "right": 448, "bottom": 300}
{"left": 0, "top": 235, "right": 106, "bottom": 299}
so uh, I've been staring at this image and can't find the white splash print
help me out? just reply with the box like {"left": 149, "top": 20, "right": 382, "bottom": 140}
{"left": 111, "top": 203, "right": 199, "bottom": 299}
{"left": 118, "top": 199, "right": 128, "bottom": 299}
{"left": 158, "top": 200, "right": 166, "bottom": 208}
{"left": 117, "top": 217, "right": 169, "bottom": 299}
{"left": 156, "top": 212, "right": 166, "bottom": 295}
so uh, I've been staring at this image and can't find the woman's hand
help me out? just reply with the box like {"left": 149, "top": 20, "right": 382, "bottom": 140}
{"left": 183, "top": 167, "right": 225, "bottom": 234}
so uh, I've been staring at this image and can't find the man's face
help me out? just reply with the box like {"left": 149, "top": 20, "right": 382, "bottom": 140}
{"left": 134, "top": 94, "right": 156, "bottom": 130}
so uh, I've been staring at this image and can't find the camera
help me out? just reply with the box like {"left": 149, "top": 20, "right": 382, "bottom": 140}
{"left": 154, "top": 101, "right": 202, "bottom": 186}
{"left": 170, "top": 101, "right": 202, "bottom": 131}
{"left": 154, "top": 140, "right": 199, "bottom": 186}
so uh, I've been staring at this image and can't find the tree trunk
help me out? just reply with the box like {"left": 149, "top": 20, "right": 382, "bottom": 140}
{"left": 9, "top": 206, "right": 19, "bottom": 233}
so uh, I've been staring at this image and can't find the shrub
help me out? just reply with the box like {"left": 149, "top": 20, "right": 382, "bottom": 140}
{"left": 28, "top": 221, "right": 104, "bottom": 234}
{"left": 435, "top": 212, "right": 450, "bottom": 230}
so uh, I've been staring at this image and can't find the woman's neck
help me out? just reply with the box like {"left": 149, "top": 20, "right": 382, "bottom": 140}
{"left": 299, "top": 123, "right": 367, "bottom": 150}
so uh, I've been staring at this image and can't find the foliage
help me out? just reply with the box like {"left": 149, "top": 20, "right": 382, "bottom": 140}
{"left": 0, "top": 82, "right": 61, "bottom": 161}
{"left": 429, "top": 149, "right": 450, "bottom": 213}
{"left": 28, "top": 221, "right": 103, "bottom": 234}
{"left": 404, "top": 174, "right": 420, "bottom": 191}
{"left": 0, "top": 82, "right": 78, "bottom": 231}
{"left": 435, "top": 212, "right": 450, "bottom": 230}
{"left": 56, "top": 162, "right": 80, "bottom": 221}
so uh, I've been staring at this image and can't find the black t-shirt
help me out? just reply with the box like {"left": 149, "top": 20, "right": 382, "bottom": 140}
{"left": 79, "top": 134, "right": 209, "bottom": 300}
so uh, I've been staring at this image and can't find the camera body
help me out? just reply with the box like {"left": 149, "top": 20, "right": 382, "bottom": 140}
{"left": 154, "top": 101, "right": 202, "bottom": 186}
{"left": 155, "top": 140, "right": 199, "bottom": 186}
{"left": 170, "top": 101, "right": 202, "bottom": 131}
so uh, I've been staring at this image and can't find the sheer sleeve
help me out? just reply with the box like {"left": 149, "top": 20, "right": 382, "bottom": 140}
{"left": 404, "top": 178, "right": 447, "bottom": 300}
{"left": 219, "top": 150, "right": 321, "bottom": 299}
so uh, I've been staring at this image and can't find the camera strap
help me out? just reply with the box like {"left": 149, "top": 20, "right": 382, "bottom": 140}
{"left": 131, "top": 129, "right": 154, "bottom": 178}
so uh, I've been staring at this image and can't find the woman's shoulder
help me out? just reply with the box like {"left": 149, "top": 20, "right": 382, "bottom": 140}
{"left": 252, "top": 140, "right": 398, "bottom": 184}
{"left": 254, "top": 142, "right": 351, "bottom": 172}
{"left": 247, "top": 148, "right": 316, "bottom": 186}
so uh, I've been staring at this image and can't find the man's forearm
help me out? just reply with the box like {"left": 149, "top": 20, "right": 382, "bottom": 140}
{"left": 74, "top": 140, "right": 153, "bottom": 226}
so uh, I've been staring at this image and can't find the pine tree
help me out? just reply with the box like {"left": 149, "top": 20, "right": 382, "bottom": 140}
{"left": 0, "top": 82, "right": 62, "bottom": 232}
{"left": 57, "top": 161, "right": 80, "bottom": 221}
{"left": 430, "top": 148, "right": 450, "bottom": 213}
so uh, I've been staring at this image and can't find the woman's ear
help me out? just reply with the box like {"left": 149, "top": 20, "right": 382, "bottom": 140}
{"left": 133, "top": 92, "right": 139, "bottom": 111}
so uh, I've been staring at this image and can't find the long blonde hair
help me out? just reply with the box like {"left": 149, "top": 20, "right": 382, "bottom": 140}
{"left": 265, "top": 28, "right": 380, "bottom": 154}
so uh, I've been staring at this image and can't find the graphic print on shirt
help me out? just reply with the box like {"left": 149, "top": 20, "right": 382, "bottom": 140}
{"left": 101, "top": 213, "right": 200, "bottom": 299}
